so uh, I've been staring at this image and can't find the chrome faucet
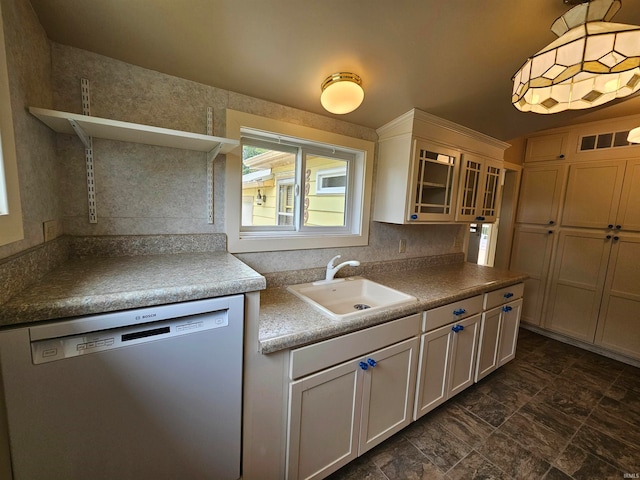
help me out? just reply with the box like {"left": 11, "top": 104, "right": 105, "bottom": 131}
{"left": 325, "top": 255, "right": 360, "bottom": 281}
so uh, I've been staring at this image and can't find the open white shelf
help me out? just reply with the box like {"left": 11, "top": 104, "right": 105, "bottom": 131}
{"left": 29, "top": 107, "right": 239, "bottom": 155}
{"left": 30, "top": 105, "right": 237, "bottom": 225}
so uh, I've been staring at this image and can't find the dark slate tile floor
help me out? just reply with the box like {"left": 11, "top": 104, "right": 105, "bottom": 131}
{"left": 327, "top": 328, "right": 640, "bottom": 480}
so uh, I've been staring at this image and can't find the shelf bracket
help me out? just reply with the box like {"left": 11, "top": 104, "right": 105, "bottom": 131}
{"left": 68, "top": 119, "right": 91, "bottom": 149}
{"left": 206, "top": 106, "right": 215, "bottom": 224}
{"left": 80, "top": 78, "right": 97, "bottom": 223}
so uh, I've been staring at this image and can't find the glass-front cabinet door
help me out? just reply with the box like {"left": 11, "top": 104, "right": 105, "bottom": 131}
{"left": 408, "top": 140, "right": 459, "bottom": 222}
{"left": 456, "top": 153, "right": 503, "bottom": 223}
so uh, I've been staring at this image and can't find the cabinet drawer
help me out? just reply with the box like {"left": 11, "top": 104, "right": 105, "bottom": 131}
{"left": 422, "top": 295, "right": 483, "bottom": 332}
{"left": 289, "top": 314, "right": 421, "bottom": 380}
{"left": 483, "top": 283, "right": 524, "bottom": 310}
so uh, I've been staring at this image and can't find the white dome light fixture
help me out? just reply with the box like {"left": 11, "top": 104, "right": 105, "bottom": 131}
{"left": 512, "top": 0, "right": 640, "bottom": 114}
{"left": 320, "top": 72, "right": 364, "bottom": 114}
{"left": 628, "top": 126, "right": 640, "bottom": 143}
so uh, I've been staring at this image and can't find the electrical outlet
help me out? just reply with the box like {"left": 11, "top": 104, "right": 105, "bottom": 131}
{"left": 43, "top": 219, "right": 62, "bottom": 242}
{"left": 399, "top": 239, "right": 407, "bottom": 254}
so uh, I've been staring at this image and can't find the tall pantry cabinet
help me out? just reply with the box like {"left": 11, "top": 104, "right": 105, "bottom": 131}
{"left": 510, "top": 117, "right": 640, "bottom": 361}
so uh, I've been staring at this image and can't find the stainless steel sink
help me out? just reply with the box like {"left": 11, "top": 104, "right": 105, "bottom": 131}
{"left": 287, "top": 276, "right": 417, "bottom": 320}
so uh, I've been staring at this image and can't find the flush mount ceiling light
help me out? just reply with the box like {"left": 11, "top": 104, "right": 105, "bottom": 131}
{"left": 628, "top": 126, "right": 640, "bottom": 142}
{"left": 320, "top": 72, "right": 364, "bottom": 114}
{"left": 512, "top": 0, "right": 640, "bottom": 114}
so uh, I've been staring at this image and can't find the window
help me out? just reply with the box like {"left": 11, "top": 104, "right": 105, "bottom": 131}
{"left": 226, "top": 110, "right": 374, "bottom": 253}
{"left": 240, "top": 138, "right": 353, "bottom": 232}
{"left": 276, "top": 178, "right": 294, "bottom": 226}
{"left": 316, "top": 167, "right": 347, "bottom": 195}
{"left": 0, "top": 3, "right": 24, "bottom": 247}
{"left": 579, "top": 130, "right": 632, "bottom": 151}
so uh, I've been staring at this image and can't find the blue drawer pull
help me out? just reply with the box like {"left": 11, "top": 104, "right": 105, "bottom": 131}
{"left": 453, "top": 308, "right": 466, "bottom": 316}
{"left": 503, "top": 292, "right": 514, "bottom": 299}
{"left": 452, "top": 325, "right": 464, "bottom": 333}
{"left": 502, "top": 306, "right": 513, "bottom": 313}
{"left": 359, "top": 361, "right": 369, "bottom": 370}
{"left": 367, "top": 358, "right": 377, "bottom": 368}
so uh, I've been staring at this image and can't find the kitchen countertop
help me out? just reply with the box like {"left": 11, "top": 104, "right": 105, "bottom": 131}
{"left": 0, "top": 252, "right": 266, "bottom": 327}
{"left": 1, "top": 252, "right": 526, "bottom": 357}
{"left": 258, "top": 262, "right": 527, "bottom": 354}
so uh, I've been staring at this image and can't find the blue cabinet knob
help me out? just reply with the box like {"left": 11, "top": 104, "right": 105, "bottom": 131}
{"left": 367, "top": 358, "right": 377, "bottom": 368}
{"left": 502, "top": 306, "right": 513, "bottom": 312}
{"left": 410, "top": 214, "right": 418, "bottom": 220}
{"left": 452, "top": 325, "right": 464, "bottom": 333}
{"left": 453, "top": 308, "right": 466, "bottom": 316}
{"left": 503, "top": 292, "right": 514, "bottom": 299}
{"left": 359, "top": 361, "right": 369, "bottom": 370}
{"left": 475, "top": 216, "right": 485, "bottom": 221}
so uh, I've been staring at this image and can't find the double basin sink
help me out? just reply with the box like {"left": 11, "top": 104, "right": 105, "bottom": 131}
{"left": 287, "top": 276, "right": 417, "bottom": 320}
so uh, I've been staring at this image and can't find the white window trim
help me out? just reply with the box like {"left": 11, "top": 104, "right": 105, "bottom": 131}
{"left": 0, "top": 4, "right": 24, "bottom": 247}
{"left": 316, "top": 166, "right": 347, "bottom": 195}
{"left": 225, "top": 110, "right": 373, "bottom": 253}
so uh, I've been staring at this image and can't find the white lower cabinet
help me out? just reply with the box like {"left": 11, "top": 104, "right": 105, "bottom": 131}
{"left": 476, "top": 284, "right": 524, "bottom": 381}
{"left": 284, "top": 285, "right": 525, "bottom": 480}
{"left": 286, "top": 317, "right": 420, "bottom": 480}
{"left": 413, "top": 296, "right": 482, "bottom": 420}
{"left": 476, "top": 299, "right": 523, "bottom": 381}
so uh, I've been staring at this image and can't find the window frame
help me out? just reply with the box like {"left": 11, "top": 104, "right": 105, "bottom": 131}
{"left": 0, "top": 4, "right": 24, "bottom": 247}
{"left": 315, "top": 166, "right": 347, "bottom": 195}
{"left": 275, "top": 177, "right": 295, "bottom": 227}
{"left": 225, "top": 110, "right": 374, "bottom": 253}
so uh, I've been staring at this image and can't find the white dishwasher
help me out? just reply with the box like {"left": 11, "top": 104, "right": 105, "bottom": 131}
{"left": 0, "top": 294, "right": 244, "bottom": 480}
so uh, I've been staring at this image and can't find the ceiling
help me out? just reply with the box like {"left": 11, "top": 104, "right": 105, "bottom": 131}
{"left": 27, "top": 0, "right": 640, "bottom": 141}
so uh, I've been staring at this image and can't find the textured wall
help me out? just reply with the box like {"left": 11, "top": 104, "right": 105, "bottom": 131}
{"left": 0, "top": 0, "right": 59, "bottom": 260}
{"left": 49, "top": 43, "right": 465, "bottom": 272}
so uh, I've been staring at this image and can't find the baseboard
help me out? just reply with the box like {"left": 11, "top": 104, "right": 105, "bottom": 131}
{"left": 520, "top": 323, "right": 640, "bottom": 368}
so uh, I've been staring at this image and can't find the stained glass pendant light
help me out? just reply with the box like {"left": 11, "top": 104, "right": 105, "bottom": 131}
{"left": 512, "top": 0, "right": 640, "bottom": 114}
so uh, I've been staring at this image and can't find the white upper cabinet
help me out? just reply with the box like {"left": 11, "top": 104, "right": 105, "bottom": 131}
{"left": 561, "top": 159, "right": 626, "bottom": 229}
{"left": 515, "top": 163, "right": 568, "bottom": 226}
{"left": 524, "top": 132, "right": 569, "bottom": 162}
{"left": 373, "top": 109, "right": 509, "bottom": 225}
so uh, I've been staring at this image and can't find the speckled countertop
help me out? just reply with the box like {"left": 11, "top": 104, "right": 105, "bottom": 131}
{"left": 0, "top": 252, "right": 266, "bottom": 326}
{"left": 258, "top": 262, "right": 527, "bottom": 354}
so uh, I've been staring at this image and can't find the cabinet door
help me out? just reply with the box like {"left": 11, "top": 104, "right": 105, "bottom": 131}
{"left": 561, "top": 160, "right": 626, "bottom": 229}
{"left": 516, "top": 164, "right": 567, "bottom": 225}
{"left": 594, "top": 234, "right": 640, "bottom": 360}
{"left": 359, "top": 337, "right": 419, "bottom": 455}
{"left": 525, "top": 133, "right": 568, "bottom": 162}
{"left": 414, "top": 324, "right": 452, "bottom": 420}
{"left": 477, "top": 159, "right": 503, "bottom": 223}
{"left": 408, "top": 140, "right": 459, "bottom": 222}
{"left": 475, "top": 307, "right": 502, "bottom": 382}
{"left": 509, "top": 225, "right": 556, "bottom": 326}
{"left": 616, "top": 158, "right": 640, "bottom": 232}
{"left": 457, "top": 154, "right": 484, "bottom": 222}
{"left": 448, "top": 314, "right": 481, "bottom": 397}
{"left": 287, "top": 360, "right": 362, "bottom": 480}
{"left": 497, "top": 298, "right": 523, "bottom": 367}
{"left": 545, "top": 229, "right": 611, "bottom": 342}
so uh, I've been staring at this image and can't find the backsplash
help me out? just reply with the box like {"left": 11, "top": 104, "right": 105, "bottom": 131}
{"left": 263, "top": 252, "right": 464, "bottom": 288}
{"left": 68, "top": 234, "right": 227, "bottom": 258}
{"left": 0, "top": 236, "right": 68, "bottom": 305}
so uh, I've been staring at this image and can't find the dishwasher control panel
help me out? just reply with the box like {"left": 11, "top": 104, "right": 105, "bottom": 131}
{"left": 31, "top": 309, "right": 228, "bottom": 365}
